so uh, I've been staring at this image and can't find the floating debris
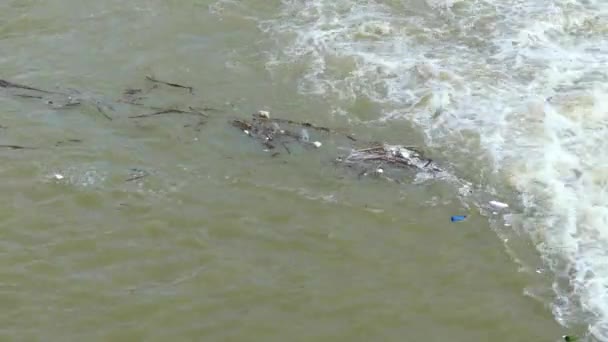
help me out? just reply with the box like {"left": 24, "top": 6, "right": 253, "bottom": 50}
{"left": 129, "top": 107, "right": 207, "bottom": 119}
{"left": 1, "top": 76, "right": 449, "bottom": 187}
{"left": 231, "top": 114, "right": 315, "bottom": 152}
{"left": 337, "top": 144, "right": 443, "bottom": 174}
{"left": 55, "top": 139, "right": 83, "bottom": 146}
{"left": 257, "top": 110, "right": 270, "bottom": 119}
{"left": 0, "top": 144, "right": 35, "bottom": 150}
{"left": 119, "top": 88, "right": 146, "bottom": 105}
{"left": 230, "top": 113, "right": 445, "bottom": 184}
{"left": 0, "top": 78, "right": 62, "bottom": 95}
{"left": 300, "top": 129, "right": 310, "bottom": 142}
{"left": 52, "top": 173, "right": 65, "bottom": 180}
{"left": 489, "top": 200, "right": 509, "bottom": 209}
{"left": 451, "top": 215, "right": 467, "bottom": 222}
{"left": 145, "top": 75, "right": 194, "bottom": 94}
{"left": 125, "top": 168, "right": 149, "bottom": 182}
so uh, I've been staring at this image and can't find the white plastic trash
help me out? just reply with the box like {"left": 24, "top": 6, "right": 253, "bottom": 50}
{"left": 312, "top": 141, "right": 322, "bottom": 148}
{"left": 489, "top": 200, "right": 509, "bottom": 209}
{"left": 300, "top": 129, "right": 310, "bottom": 142}
{"left": 257, "top": 110, "right": 270, "bottom": 119}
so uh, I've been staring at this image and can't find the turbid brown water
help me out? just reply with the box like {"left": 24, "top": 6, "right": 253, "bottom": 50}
{"left": 0, "top": 1, "right": 583, "bottom": 341}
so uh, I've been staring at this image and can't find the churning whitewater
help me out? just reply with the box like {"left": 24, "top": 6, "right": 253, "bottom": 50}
{"left": 217, "top": 0, "right": 608, "bottom": 339}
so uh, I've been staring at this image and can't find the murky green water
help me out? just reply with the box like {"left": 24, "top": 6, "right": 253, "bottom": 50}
{"left": 0, "top": 1, "right": 570, "bottom": 341}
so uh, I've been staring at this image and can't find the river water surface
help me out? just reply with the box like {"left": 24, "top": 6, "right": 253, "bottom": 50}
{"left": 1, "top": 0, "right": 606, "bottom": 341}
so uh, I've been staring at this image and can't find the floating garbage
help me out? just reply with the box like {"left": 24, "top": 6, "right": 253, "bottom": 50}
{"left": 300, "top": 129, "right": 310, "bottom": 142}
{"left": 256, "top": 110, "right": 270, "bottom": 119}
{"left": 339, "top": 145, "right": 442, "bottom": 173}
{"left": 229, "top": 114, "right": 444, "bottom": 182}
{"left": 563, "top": 335, "right": 578, "bottom": 341}
{"left": 231, "top": 114, "right": 336, "bottom": 155}
{"left": 1, "top": 75, "right": 450, "bottom": 186}
{"left": 489, "top": 200, "right": 509, "bottom": 209}
{"left": 451, "top": 215, "right": 467, "bottom": 222}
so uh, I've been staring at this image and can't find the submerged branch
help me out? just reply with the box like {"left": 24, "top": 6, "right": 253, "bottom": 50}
{"left": 94, "top": 102, "right": 113, "bottom": 120}
{"left": 14, "top": 94, "right": 44, "bottom": 99}
{"left": 125, "top": 168, "right": 149, "bottom": 182}
{"left": 0, "top": 144, "right": 35, "bottom": 150}
{"left": 55, "top": 139, "right": 83, "bottom": 146}
{"left": 0, "top": 79, "right": 62, "bottom": 94}
{"left": 268, "top": 118, "right": 331, "bottom": 132}
{"left": 128, "top": 107, "right": 208, "bottom": 119}
{"left": 145, "top": 75, "right": 194, "bottom": 94}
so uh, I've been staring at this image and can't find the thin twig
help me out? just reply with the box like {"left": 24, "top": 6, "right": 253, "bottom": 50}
{"left": 95, "top": 103, "right": 113, "bottom": 120}
{"left": 128, "top": 108, "right": 207, "bottom": 119}
{"left": 0, "top": 144, "right": 35, "bottom": 150}
{"left": 55, "top": 139, "right": 83, "bottom": 146}
{"left": 145, "top": 75, "right": 194, "bottom": 94}
{"left": 231, "top": 119, "right": 252, "bottom": 130}
{"left": 125, "top": 174, "right": 149, "bottom": 182}
{"left": 14, "top": 94, "right": 43, "bottom": 99}
{"left": 269, "top": 118, "right": 331, "bottom": 132}
{"left": 0, "top": 79, "right": 62, "bottom": 94}
{"left": 189, "top": 105, "right": 221, "bottom": 113}
{"left": 126, "top": 169, "right": 149, "bottom": 182}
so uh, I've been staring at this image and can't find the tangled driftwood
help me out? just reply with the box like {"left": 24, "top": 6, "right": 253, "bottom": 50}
{"left": 339, "top": 145, "right": 442, "bottom": 172}
{"left": 230, "top": 111, "right": 443, "bottom": 181}
{"left": 231, "top": 111, "right": 328, "bottom": 153}
{"left": 1, "top": 75, "right": 444, "bottom": 183}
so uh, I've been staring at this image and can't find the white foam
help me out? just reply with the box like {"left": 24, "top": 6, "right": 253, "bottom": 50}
{"left": 218, "top": 0, "right": 608, "bottom": 338}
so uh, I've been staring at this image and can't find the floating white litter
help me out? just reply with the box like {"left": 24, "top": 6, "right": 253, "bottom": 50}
{"left": 257, "top": 110, "right": 270, "bottom": 119}
{"left": 53, "top": 173, "right": 64, "bottom": 180}
{"left": 375, "top": 168, "right": 384, "bottom": 174}
{"left": 312, "top": 141, "right": 322, "bottom": 148}
{"left": 489, "top": 200, "right": 509, "bottom": 209}
{"left": 243, "top": 130, "right": 250, "bottom": 135}
{"left": 300, "top": 129, "right": 310, "bottom": 142}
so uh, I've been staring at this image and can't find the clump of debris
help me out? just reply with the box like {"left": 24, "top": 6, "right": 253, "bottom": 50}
{"left": 339, "top": 144, "right": 442, "bottom": 172}
{"left": 230, "top": 110, "right": 443, "bottom": 181}
{"left": 231, "top": 110, "right": 327, "bottom": 155}
{"left": 1, "top": 75, "right": 445, "bottom": 183}
{"left": 336, "top": 144, "right": 444, "bottom": 183}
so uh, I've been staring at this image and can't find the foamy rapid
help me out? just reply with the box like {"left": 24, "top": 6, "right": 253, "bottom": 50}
{"left": 214, "top": 0, "right": 608, "bottom": 338}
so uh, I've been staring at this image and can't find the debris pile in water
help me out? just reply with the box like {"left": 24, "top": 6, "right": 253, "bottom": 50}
{"left": 332, "top": 143, "right": 443, "bottom": 183}
{"left": 231, "top": 111, "right": 329, "bottom": 155}
{"left": 0, "top": 75, "right": 444, "bottom": 182}
{"left": 229, "top": 111, "right": 443, "bottom": 181}
{"left": 338, "top": 144, "right": 442, "bottom": 173}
